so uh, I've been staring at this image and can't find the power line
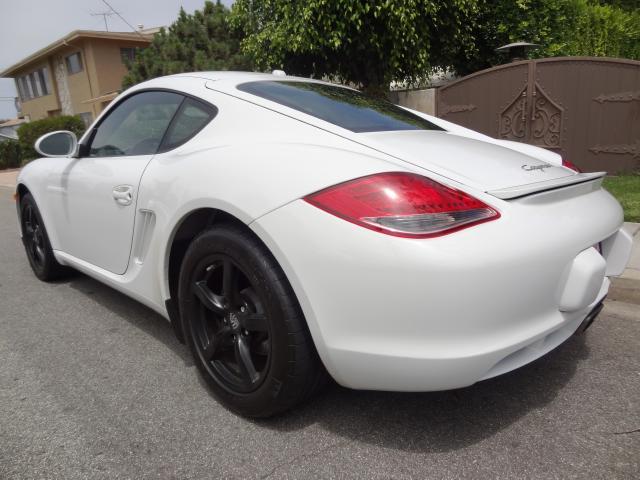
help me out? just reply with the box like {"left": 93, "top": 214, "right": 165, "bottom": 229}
{"left": 101, "top": 0, "right": 144, "bottom": 37}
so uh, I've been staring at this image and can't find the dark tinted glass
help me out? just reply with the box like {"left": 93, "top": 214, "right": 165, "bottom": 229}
{"left": 89, "top": 91, "right": 183, "bottom": 157}
{"left": 237, "top": 81, "right": 444, "bottom": 133}
{"left": 161, "top": 98, "right": 216, "bottom": 151}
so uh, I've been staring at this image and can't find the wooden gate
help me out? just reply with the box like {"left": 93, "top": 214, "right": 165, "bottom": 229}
{"left": 436, "top": 57, "right": 640, "bottom": 173}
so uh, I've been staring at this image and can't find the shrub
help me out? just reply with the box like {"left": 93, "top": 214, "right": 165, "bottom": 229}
{"left": 17, "top": 115, "right": 85, "bottom": 163}
{"left": 558, "top": 0, "right": 640, "bottom": 59}
{"left": 0, "top": 139, "right": 22, "bottom": 170}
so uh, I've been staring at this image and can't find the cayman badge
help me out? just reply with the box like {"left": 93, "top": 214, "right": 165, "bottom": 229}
{"left": 522, "top": 163, "right": 553, "bottom": 172}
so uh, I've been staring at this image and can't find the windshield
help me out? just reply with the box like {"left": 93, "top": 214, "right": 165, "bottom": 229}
{"left": 237, "top": 81, "right": 444, "bottom": 134}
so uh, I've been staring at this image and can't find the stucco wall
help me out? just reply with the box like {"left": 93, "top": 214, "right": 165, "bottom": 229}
{"left": 87, "top": 39, "right": 141, "bottom": 97}
{"left": 389, "top": 88, "right": 437, "bottom": 116}
{"left": 63, "top": 41, "right": 98, "bottom": 120}
{"left": 9, "top": 36, "right": 150, "bottom": 122}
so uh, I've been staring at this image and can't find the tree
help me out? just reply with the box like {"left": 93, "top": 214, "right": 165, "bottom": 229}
{"left": 123, "top": 1, "right": 251, "bottom": 88}
{"left": 595, "top": 0, "right": 639, "bottom": 10}
{"left": 229, "top": 0, "right": 479, "bottom": 96}
{"left": 450, "top": 0, "right": 575, "bottom": 75}
{"left": 452, "top": 0, "right": 640, "bottom": 75}
{"left": 562, "top": 0, "right": 640, "bottom": 60}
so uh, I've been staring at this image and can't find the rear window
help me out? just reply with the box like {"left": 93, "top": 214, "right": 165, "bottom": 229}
{"left": 237, "top": 81, "right": 444, "bottom": 133}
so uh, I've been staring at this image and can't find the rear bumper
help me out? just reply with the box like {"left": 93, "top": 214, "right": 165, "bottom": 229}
{"left": 252, "top": 185, "right": 632, "bottom": 391}
{"left": 480, "top": 284, "right": 608, "bottom": 382}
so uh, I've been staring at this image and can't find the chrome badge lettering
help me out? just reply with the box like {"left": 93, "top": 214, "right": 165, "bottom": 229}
{"left": 522, "top": 163, "right": 553, "bottom": 172}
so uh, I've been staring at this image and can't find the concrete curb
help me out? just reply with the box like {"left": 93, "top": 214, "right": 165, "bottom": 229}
{"left": 0, "top": 169, "right": 19, "bottom": 188}
{"left": 623, "top": 222, "right": 640, "bottom": 237}
{"left": 621, "top": 222, "right": 640, "bottom": 281}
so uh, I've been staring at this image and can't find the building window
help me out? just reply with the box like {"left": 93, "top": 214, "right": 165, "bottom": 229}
{"left": 15, "top": 66, "right": 51, "bottom": 101}
{"left": 16, "top": 78, "right": 26, "bottom": 100}
{"left": 38, "top": 67, "right": 51, "bottom": 95}
{"left": 21, "top": 76, "right": 33, "bottom": 99}
{"left": 120, "top": 47, "right": 138, "bottom": 63}
{"left": 79, "top": 112, "right": 93, "bottom": 128}
{"left": 29, "top": 72, "right": 41, "bottom": 97}
{"left": 65, "top": 52, "right": 83, "bottom": 75}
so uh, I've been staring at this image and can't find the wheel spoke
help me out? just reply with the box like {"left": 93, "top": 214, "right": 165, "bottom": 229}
{"left": 203, "top": 326, "right": 231, "bottom": 360}
{"left": 34, "top": 245, "right": 45, "bottom": 263}
{"left": 235, "top": 336, "right": 259, "bottom": 384}
{"left": 255, "top": 339, "right": 270, "bottom": 356}
{"left": 222, "top": 259, "right": 238, "bottom": 306}
{"left": 23, "top": 207, "right": 35, "bottom": 236}
{"left": 239, "top": 313, "right": 268, "bottom": 332}
{"left": 193, "top": 281, "right": 226, "bottom": 316}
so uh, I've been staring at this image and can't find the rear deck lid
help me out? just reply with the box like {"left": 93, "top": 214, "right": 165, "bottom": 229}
{"left": 360, "top": 130, "right": 579, "bottom": 194}
{"left": 217, "top": 78, "right": 601, "bottom": 198}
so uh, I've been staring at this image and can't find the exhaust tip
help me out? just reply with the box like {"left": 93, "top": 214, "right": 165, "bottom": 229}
{"left": 580, "top": 299, "right": 606, "bottom": 333}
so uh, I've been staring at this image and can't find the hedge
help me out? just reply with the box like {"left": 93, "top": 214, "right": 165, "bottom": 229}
{"left": 17, "top": 115, "right": 86, "bottom": 163}
{"left": 0, "top": 139, "right": 22, "bottom": 170}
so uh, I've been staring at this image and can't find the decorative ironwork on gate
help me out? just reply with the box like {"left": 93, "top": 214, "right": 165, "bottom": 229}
{"left": 593, "top": 91, "right": 640, "bottom": 104}
{"left": 530, "top": 83, "right": 563, "bottom": 148}
{"left": 436, "top": 57, "right": 640, "bottom": 172}
{"left": 499, "top": 88, "right": 527, "bottom": 141}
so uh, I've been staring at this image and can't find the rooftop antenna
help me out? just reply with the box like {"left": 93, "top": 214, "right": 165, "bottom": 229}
{"left": 90, "top": 11, "right": 118, "bottom": 31}
{"left": 101, "top": 0, "right": 145, "bottom": 37}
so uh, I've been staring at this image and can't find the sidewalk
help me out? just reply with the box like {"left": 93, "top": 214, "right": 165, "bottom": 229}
{"left": 0, "top": 169, "right": 19, "bottom": 188}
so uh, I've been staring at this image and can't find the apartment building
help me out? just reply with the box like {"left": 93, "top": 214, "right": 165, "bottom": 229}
{"left": 0, "top": 30, "right": 154, "bottom": 126}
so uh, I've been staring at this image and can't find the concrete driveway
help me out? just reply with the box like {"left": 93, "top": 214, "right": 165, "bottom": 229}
{"left": 0, "top": 185, "right": 638, "bottom": 479}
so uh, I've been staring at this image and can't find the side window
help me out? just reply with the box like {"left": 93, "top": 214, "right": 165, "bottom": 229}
{"left": 160, "top": 98, "right": 216, "bottom": 152}
{"left": 89, "top": 91, "right": 183, "bottom": 157}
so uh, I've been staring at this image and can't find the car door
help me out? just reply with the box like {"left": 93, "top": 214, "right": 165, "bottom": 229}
{"left": 48, "top": 90, "right": 184, "bottom": 274}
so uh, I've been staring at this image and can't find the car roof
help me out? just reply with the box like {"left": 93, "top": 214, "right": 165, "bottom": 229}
{"left": 161, "top": 71, "right": 345, "bottom": 94}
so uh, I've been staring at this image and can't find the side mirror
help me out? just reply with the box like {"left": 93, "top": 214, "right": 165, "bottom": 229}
{"left": 34, "top": 131, "right": 78, "bottom": 158}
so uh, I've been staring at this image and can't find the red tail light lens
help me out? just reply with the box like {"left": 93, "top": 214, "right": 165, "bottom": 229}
{"left": 562, "top": 159, "right": 582, "bottom": 173}
{"left": 304, "top": 172, "right": 500, "bottom": 238}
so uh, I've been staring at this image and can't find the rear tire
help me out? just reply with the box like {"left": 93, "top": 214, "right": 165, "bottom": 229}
{"left": 20, "top": 193, "right": 69, "bottom": 281}
{"left": 178, "top": 224, "right": 326, "bottom": 417}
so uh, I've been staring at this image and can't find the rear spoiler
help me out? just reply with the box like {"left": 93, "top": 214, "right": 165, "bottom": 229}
{"left": 487, "top": 172, "right": 607, "bottom": 200}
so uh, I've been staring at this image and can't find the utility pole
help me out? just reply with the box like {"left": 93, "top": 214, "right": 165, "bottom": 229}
{"left": 90, "top": 11, "right": 117, "bottom": 31}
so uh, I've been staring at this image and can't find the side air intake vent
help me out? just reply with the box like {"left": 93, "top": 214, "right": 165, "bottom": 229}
{"left": 133, "top": 210, "right": 156, "bottom": 265}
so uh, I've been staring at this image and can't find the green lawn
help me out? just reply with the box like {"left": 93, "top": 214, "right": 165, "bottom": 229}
{"left": 603, "top": 174, "right": 640, "bottom": 223}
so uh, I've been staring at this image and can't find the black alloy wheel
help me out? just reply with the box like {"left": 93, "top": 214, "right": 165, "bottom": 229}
{"left": 22, "top": 202, "right": 46, "bottom": 270}
{"left": 19, "top": 193, "right": 68, "bottom": 281}
{"left": 190, "top": 255, "right": 271, "bottom": 393}
{"left": 178, "top": 224, "right": 327, "bottom": 417}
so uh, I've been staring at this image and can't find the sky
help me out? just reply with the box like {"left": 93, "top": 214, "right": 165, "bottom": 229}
{"left": 0, "top": 0, "right": 233, "bottom": 119}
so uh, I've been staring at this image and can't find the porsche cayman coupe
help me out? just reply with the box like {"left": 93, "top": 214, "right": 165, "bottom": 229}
{"left": 16, "top": 72, "right": 632, "bottom": 417}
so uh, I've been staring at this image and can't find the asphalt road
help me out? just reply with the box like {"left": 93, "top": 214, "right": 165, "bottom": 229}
{"left": 1, "top": 185, "right": 638, "bottom": 479}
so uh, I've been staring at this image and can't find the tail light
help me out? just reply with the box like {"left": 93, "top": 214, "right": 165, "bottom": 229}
{"left": 562, "top": 159, "right": 582, "bottom": 173}
{"left": 304, "top": 172, "right": 500, "bottom": 238}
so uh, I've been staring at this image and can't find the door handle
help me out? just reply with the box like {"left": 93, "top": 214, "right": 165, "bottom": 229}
{"left": 112, "top": 185, "right": 133, "bottom": 206}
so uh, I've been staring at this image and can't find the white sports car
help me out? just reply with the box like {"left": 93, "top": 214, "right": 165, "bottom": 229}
{"left": 17, "top": 72, "right": 632, "bottom": 417}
